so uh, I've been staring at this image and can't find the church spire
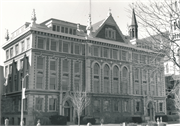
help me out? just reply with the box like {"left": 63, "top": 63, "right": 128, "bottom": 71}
{"left": 129, "top": 4, "right": 138, "bottom": 40}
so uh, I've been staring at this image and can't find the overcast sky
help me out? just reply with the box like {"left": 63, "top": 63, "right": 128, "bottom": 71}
{"left": 0, "top": 0, "right": 137, "bottom": 66}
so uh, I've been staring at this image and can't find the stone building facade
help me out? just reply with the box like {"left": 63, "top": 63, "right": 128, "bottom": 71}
{"left": 1, "top": 8, "right": 166, "bottom": 125}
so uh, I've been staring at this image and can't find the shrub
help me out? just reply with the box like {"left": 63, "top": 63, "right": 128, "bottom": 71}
{"left": 82, "top": 116, "right": 96, "bottom": 124}
{"left": 49, "top": 115, "right": 67, "bottom": 125}
{"left": 132, "top": 117, "right": 142, "bottom": 123}
{"left": 155, "top": 115, "right": 168, "bottom": 122}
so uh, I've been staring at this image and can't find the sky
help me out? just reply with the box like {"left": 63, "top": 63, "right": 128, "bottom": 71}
{"left": 0, "top": 0, "right": 137, "bottom": 66}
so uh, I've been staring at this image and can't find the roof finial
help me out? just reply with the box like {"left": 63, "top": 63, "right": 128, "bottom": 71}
{"left": 5, "top": 29, "right": 9, "bottom": 41}
{"left": 86, "top": 0, "right": 93, "bottom": 37}
{"left": 86, "top": 14, "right": 93, "bottom": 37}
{"left": 108, "top": 8, "right": 112, "bottom": 16}
{"left": 31, "top": 9, "right": 37, "bottom": 23}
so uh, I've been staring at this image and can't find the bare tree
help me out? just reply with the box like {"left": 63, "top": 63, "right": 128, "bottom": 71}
{"left": 128, "top": 0, "right": 180, "bottom": 68}
{"left": 70, "top": 91, "right": 90, "bottom": 126}
{"left": 130, "top": 0, "right": 180, "bottom": 114}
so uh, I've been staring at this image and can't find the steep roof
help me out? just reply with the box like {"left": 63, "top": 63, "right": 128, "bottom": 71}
{"left": 131, "top": 8, "right": 138, "bottom": 26}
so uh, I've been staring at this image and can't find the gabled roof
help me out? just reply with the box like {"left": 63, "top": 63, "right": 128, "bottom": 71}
{"left": 91, "top": 14, "right": 126, "bottom": 43}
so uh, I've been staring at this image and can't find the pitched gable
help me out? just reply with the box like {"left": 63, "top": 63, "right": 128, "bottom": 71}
{"left": 93, "top": 15, "right": 126, "bottom": 43}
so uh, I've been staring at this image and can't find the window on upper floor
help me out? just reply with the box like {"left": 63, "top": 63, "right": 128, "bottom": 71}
{"left": 133, "top": 53, "right": 139, "bottom": 63}
{"left": 53, "top": 25, "right": 56, "bottom": 31}
{"left": 15, "top": 44, "right": 19, "bottom": 55}
{"left": 21, "top": 41, "right": 25, "bottom": 52}
{"left": 112, "top": 49, "right": 118, "bottom": 59}
{"left": 57, "top": 26, "right": 60, "bottom": 32}
{"left": 51, "top": 40, "right": 57, "bottom": 51}
{"left": 6, "top": 50, "right": 9, "bottom": 60}
{"left": 63, "top": 42, "right": 69, "bottom": 53}
{"left": 61, "top": 27, "right": 64, "bottom": 33}
{"left": 73, "top": 29, "right": 76, "bottom": 35}
{"left": 69, "top": 28, "right": 72, "bottom": 34}
{"left": 38, "top": 37, "right": 44, "bottom": 49}
{"left": 93, "top": 63, "right": 100, "bottom": 93}
{"left": 122, "top": 50, "right": 128, "bottom": 61}
{"left": 36, "top": 76, "right": 43, "bottom": 89}
{"left": 65, "top": 27, "right": 68, "bottom": 33}
{"left": 37, "top": 57, "right": 44, "bottom": 69}
{"left": 10, "top": 47, "right": 13, "bottom": 58}
{"left": 93, "top": 46, "right": 99, "bottom": 57}
{"left": 141, "top": 55, "right": 146, "bottom": 64}
{"left": 50, "top": 77, "right": 56, "bottom": 90}
{"left": 105, "top": 28, "right": 116, "bottom": 40}
{"left": 103, "top": 48, "right": 109, "bottom": 58}
{"left": 75, "top": 44, "right": 80, "bottom": 54}
{"left": 62, "top": 60, "right": 69, "bottom": 91}
{"left": 27, "top": 38, "right": 30, "bottom": 49}
{"left": 50, "top": 61, "right": 56, "bottom": 71}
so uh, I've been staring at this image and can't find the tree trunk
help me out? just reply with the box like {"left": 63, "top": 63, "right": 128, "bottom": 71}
{"left": 78, "top": 114, "right": 80, "bottom": 126}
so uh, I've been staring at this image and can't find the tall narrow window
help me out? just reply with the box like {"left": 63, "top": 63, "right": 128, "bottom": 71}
{"left": 57, "top": 26, "right": 60, "bottom": 32}
{"left": 15, "top": 44, "right": 19, "bottom": 55}
{"left": 104, "top": 48, "right": 109, "bottom": 58}
{"left": 6, "top": 50, "right": 9, "bottom": 60}
{"left": 122, "top": 67, "right": 128, "bottom": 94}
{"left": 51, "top": 40, "right": 57, "bottom": 51}
{"left": 112, "top": 49, "right": 118, "bottom": 59}
{"left": 61, "top": 27, "right": 64, "bottom": 33}
{"left": 113, "top": 66, "right": 119, "bottom": 94}
{"left": 63, "top": 42, "right": 69, "bottom": 53}
{"left": 27, "top": 38, "right": 30, "bottom": 49}
{"left": 38, "top": 37, "right": 44, "bottom": 49}
{"left": 10, "top": 47, "right": 13, "bottom": 58}
{"left": 74, "top": 62, "right": 80, "bottom": 91}
{"left": 122, "top": 51, "right": 127, "bottom": 61}
{"left": 136, "top": 101, "right": 140, "bottom": 112}
{"left": 159, "top": 103, "right": 163, "bottom": 112}
{"left": 134, "top": 68, "right": 139, "bottom": 94}
{"left": 75, "top": 44, "right": 80, "bottom": 54}
{"left": 36, "top": 76, "right": 43, "bottom": 89}
{"left": 50, "top": 61, "right": 56, "bottom": 71}
{"left": 53, "top": 25, "right": 56, "bottom": 31}
{"left": 93, "top": 46, "right": 99, "bottom": 56}
{"left": 104, "top": 65, "right": 110, "bottom": 93}
{"left": 62, "top": 60, "right": 69, "bottom": 90}
{"left": 37, "top": 57, "right": 44, "bottom": 69}
{"left": 50, "top": 78, "right": 56, "bottom": 90}
{"left": 93, "top": 63, "right": 100, "bottom": 93}
{"left": 21, "top": 41, "right": 25, "bottom": 52}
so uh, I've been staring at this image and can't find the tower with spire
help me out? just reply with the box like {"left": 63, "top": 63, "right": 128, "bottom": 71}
{"left": 129, "top": 5, "right": 138, "bottom": 45}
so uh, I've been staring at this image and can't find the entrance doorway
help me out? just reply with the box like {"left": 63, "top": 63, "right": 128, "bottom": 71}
{"left": 147, "top": 102, "right": 154, "bottom": 121}
{"left": 64, "top": 100, "right": 74, "bottom": 122}
{"left": 64, "top": 101, "right": 70, "bottom": 121}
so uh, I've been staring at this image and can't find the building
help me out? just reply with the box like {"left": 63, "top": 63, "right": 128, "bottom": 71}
{"left": 164, "top": 0, "right": 180, "bottom": 115}
{"left": 0, "top": 66, "right": 5, "bottom": 125}
{"left": 1, "top": 7, "right": 166, "bottom": 125}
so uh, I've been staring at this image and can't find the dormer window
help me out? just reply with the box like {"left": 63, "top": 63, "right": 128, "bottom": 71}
{"left": 105, "top": 28, "right": 116, "bottom": 40}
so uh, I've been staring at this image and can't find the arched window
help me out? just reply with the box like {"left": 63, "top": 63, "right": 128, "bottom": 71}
{"left": 113, "top": 66, "right": 119, "bottom": 94}
{"left": 93, "top": 63, "right": 100, "bottom": 93}
{"left": 122, "top": 67, "right": 128, "bottom": 94}
{"left": 104, "top": 65, "right": 110, "bottom": 93}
